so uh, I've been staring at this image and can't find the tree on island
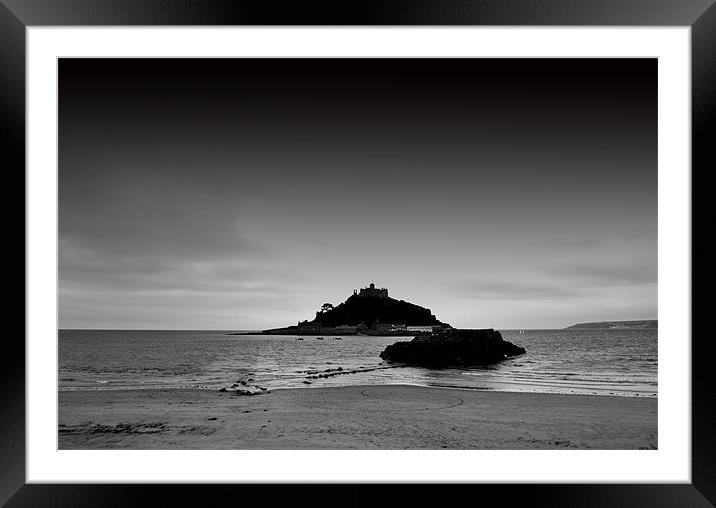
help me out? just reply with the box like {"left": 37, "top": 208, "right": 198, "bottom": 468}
{"left": 320, "top": 303, "right": 334, "bottom": 313}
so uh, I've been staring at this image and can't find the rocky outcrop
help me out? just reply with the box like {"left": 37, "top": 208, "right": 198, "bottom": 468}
{"left": 379, "top": 328, "right": 525, "bottom": 367}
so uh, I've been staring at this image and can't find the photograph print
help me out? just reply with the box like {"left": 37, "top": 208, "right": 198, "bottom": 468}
{"left": 58, "top": 58, "right": 657, "bottom": 450}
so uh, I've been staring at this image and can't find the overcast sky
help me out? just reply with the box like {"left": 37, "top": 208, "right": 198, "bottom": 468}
{"left": 59, "top": 58, "right": 656, "bottom": 330}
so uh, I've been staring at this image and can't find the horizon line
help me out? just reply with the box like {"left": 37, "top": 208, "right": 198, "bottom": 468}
{"left": 57, "top": 320, "right": 658, "bottom": 333}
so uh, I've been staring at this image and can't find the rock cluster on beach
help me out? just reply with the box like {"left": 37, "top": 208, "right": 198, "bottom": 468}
{"left": 379, "top": 328, "right": 525, "bottom": 367}
{"left": 219, "top": 377, "right": 270, "bottom": 396}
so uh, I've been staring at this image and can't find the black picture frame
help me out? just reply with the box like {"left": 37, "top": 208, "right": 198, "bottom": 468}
{"left": 3, "top": 0, "right": 711, "bottom": 506}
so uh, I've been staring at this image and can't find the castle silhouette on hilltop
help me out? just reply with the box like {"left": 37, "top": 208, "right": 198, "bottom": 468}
{"left": 354, "top": 282, "right": 389, "bottom": 299}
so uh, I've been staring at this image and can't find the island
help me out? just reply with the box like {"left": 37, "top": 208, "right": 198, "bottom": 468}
{"left": 565, "top": 320, "right": 657, "bottom": 330}
{"left": 256, "top": 283, "right": 452, "bottom": 336}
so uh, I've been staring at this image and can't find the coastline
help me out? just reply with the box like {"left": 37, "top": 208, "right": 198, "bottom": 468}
{"left": 59, "top": 384, "right": 657, "bottom": 450}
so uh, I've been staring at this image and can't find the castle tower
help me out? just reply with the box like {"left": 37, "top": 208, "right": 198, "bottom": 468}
{"left": 358, "top": 282, "right": 389, "bottom": 299}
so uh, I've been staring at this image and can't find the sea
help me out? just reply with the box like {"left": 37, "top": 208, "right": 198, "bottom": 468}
{"left": 58, "top": 329, "right": 657, "bottom": 397}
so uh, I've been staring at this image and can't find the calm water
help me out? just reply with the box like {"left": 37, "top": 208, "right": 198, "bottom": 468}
{"left": 58, "top": 329, "right": 657, "bottom": 397}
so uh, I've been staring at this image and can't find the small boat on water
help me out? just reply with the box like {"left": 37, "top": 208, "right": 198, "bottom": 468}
{"left": 316, "top": 337, "right": 325, "bottom": 340}
{"left": 333, "top": 337, "right": 342, "bottom": 340}
{"left": 296, "top": 338, "right": 304, "bottom": 341}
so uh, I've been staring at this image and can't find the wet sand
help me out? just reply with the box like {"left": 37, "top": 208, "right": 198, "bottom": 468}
{"left": 58, "top": 385, "right": 657, "bottom": 450}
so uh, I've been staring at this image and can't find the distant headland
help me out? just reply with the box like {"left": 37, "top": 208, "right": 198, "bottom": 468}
{"left": 565, "top": 320, "right": 657, "bottom": 330}
{"left": 257, "top": 283, "right": 452, "bottom": 336}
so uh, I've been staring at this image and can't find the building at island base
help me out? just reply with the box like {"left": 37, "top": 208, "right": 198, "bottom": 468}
{"left": 291, "top": 321, "right": 446, "bottom": 337}
{"left": 371, "top": 323, "right": 444, "bottom": 333}
{"left": 292, "top": 322, "right": 443, "bottom": 335}
{"left": 359, "top": 323, "right": 445, "bottom": 336}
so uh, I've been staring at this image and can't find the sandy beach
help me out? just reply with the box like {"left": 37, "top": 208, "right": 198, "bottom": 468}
{"left": 58, "top": 385, "right": 657, "bottom": 450}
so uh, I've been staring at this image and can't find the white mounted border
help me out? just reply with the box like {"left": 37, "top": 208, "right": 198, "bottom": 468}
{"left": 26, "top": 27, "right": 690, "bottom": 483}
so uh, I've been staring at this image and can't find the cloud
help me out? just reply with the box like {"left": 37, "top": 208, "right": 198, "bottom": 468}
{"left": 545, "top": 262, "right": 656, "bottom": 286}
{"left": 60, "top": 168, "right": 269, "bottom": 263}
{"left": 452, "top": 281, "right": 587, "bottom": 300}
{"left": 60, "top": 241, "right": 298, "bottom": 294}
{"left": 451, "top": 259, "right": 656, "bottom": 302}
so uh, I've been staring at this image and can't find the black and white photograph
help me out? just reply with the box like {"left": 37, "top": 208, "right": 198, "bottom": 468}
{"left": 57, "top": 57, "right": 657, "bottom": 450}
